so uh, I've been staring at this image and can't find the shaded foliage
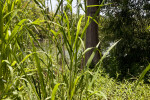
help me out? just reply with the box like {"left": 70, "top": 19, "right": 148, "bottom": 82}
{"left": 100, "top": 0, "right": 150, "bottom": 80}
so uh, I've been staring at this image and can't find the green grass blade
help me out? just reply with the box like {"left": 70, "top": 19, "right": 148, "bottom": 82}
{"left": 2, "top": 60, "right": 14, "bottom": 80}
{"left": 79, "top": 37, "right": 85, "bottom": 50}
{"left": 30, "top": 36, "right": 47, "bottom": 99}
{"left": 16, "top": 0, "right": 22, "bottom": 8}
{"left": 33, "top": 0, "right": 43, "bottom": 9}
{"left": 51, "top": 83, "right": 61, "bottom": 100}
{"left": 134, "top": 64, "right": 150, "bottom": 90}
{"left": 64, "top": 11, "right": 71, "bottom": 44}
{"left": 81, "top": 16, "right": 90, "bottom": 39}
{"left": 88, "top": 90, "right": 107, "bottom": 100}
{"left": 3, "top": 10, "right": 19, "bottom": 19}
{"left": 82, "top": 48, "right": 93, "bottom": 56}
{"left": 11, "top": 1, "right": 15, "bottom": 11}
{"left": 73, "top": 16, "right": 83, "bottom": 50}
{"left": 95, "top": 39, "right": 121, "bottom": 68}
{"left": 70, "top": 75, "right": 81, "bottom": 100}
{"left": 15, "top": 55, "right": 40, "bottom": 100}
{"left": 50, "top": 29, "right": 60, "bottom": 37}
{"left": 86, "top": 42, "right": 101, "bottom": 69}
{"left": 52, "top": 0, "right": 63, "bottom": 21}
{"left": 7, "top": 19, "right": 27, "bottom": 46}
{"left": 18, "top": 52, "right": 36, "bottom": 66}
{"left": 88, "top": 40, "right": 120, "bottom": 90}
{"left": 3, "top": 10, "right": 19, "bottom": 32}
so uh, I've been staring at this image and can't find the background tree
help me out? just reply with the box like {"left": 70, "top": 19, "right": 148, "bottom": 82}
{"left": 85, "top": 0, "right": 101, "bottom": 67}
{"left": 100, "top": 0, "right": 150, "bottom": 80}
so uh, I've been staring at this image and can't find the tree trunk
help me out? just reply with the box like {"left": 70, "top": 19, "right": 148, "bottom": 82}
{"left": 85, "top": 0, "right": 100, "bottom": 67}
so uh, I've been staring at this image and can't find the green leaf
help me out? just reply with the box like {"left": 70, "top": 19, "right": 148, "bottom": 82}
{"left": 30, "top": 36, "right": 47, "bottom": 98}
{"left": 52, "top": 0, "right": 63, "bottom": 21}
{"left": 7, "top": 65, "right": 14, "bottom": 80}
{"left": 82, "top": 48, "right": 93, "bottom": 56}
{"left": 147, "top": 26, "right": 150, "bottom": 30}
{"left": 134, "top": 64, "right": 150, "bottom": 90}
{"left": 81, "top": 16, "right": 90, "bottom": 38}
{"left": 15, "top": 0, "right": 22, "bottom": 8}
{"left": 73, "top": 16, "right": 83, "bottom": 50}
{"left": 70, "top": 76, "right": 80, "bottom": 100}
{"left": 33, "top": 0, "right": 43, "bottom": 9}
{"left": 64, "top": 11, "right": 71, "bottom": 44}
{"left": 50, "top": 29, "right": 59, "bottom": 37}
{"left": 29, "top": 19, "right": 45, "bottom": 25}
{"left": 95, "top": 39, "right": 121, "bottom": 67}
{"left": 5, "top": 30, "right": 11, "bottom": 40}
{"left": 18, "top": 52, "right": 36, "bottom": 66}
{"left": 88, "top": 90, "right": 107, "bottom": 100}
{"left": 79, "top": 37, "right": 85, "bottom": 50}
{"left": 87, "top": 3, "right": 111, "bottom": 8}
{"left": 11, "top": 1, "right": 15, "bottom": 11}
{"left": 11, "top": 61, "right": 17, "bottom": 66}
{"left": 51, "top": 83, "right": 61, "bottom": 100}
{"left": 88, "top": 40, "right": 120, "bottom": 90}
{"left": 86, "top": 42, "right": 101, "bottom": 68}
{"left": 7, "top": 19, "right": 27, "bottom": 45}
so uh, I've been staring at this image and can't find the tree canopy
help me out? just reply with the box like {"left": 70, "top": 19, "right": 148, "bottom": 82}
{"left": 100, "top": 0, "right": 150, "bottom": 80}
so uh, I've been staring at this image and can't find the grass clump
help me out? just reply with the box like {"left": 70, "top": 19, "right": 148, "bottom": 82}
{"left": 0, "top": 0, "right": 149, "bottom": 100}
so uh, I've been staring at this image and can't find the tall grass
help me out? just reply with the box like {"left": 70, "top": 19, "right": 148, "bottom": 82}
{"left": 0, "top": 0, "right": 149, "bottom": 100}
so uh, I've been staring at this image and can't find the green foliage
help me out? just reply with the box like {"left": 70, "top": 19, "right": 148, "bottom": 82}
{"left": 0, "top": 0, "right": 149, "bottom": 100}
{"left": 100, "top": 0, "right": 150, "bottom": 80}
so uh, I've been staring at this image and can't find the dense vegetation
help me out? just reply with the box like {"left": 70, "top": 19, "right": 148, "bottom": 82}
{"left": 100, "top": 0, "right": 150, "bottom": 81}
{"left": 0, "top": 0, "right": 150, "bottom": 99}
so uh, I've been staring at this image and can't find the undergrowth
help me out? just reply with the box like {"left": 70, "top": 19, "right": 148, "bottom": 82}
{"left": 0, "top": 0, "right": 149, "bottom": 100}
